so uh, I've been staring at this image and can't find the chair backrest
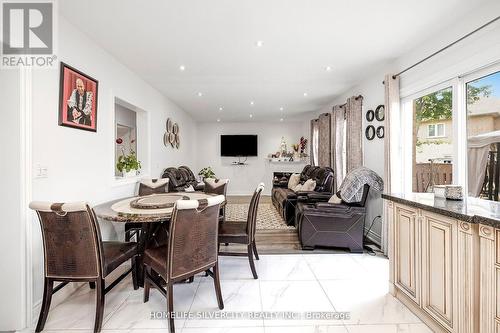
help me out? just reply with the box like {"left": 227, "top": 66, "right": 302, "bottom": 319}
{"left": 178, "top": 165, "right": 196, "bottom": 182}
{"left": 166, "top": 195, "right": 225, "bottom": 281}
{"left": 204, "top": 178, "right": 229, "bottom": 196}
{"left": 29, "top": 201, "right": 103, "bottom": 279}
{"left": 138, "top": 178, "right": 169, "bottom": 196}
{"left": 246, "top": 183, "right": 264, "bottom": 242}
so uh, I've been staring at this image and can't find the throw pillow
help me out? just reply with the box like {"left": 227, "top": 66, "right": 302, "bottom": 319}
{"left": 185, "top": 185, "right": 195, "bottom": 192}
{"left": 301, "top": 179, "right": 317, "bottom": 192}
{"left": 293, "top": 183, "right": 303, "bottom": 192}
{"left": 287, "top": 173, "right": 301, "bottom": 190}
{"left": 328, "top": 194, "right": 342, "bottom": 204}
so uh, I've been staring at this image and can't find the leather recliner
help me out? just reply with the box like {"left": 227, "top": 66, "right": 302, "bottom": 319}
{"left": 161, "top": 166, "right": 204, "bottom": 192}
{"left": 271, "top": 165, "right": 334, "bottom": 226}
{"left": 295, "top": 184, "right": 370, "bottom": 253}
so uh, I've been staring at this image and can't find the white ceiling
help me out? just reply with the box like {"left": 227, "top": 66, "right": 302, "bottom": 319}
{"left": 60, "top": 0, "right": 488, "bottom": 122}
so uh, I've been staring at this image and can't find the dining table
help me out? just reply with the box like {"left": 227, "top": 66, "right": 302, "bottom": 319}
{"left": 93, "top": 191, "right": 225, "bottom": 287}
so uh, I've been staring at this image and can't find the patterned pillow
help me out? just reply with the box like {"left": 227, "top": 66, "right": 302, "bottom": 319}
{"left": 301, "top": 179, "right": 317, "bottom": 191}
{"left": 287, "top": 173, "right": 301, "bottom": 190}
{"left": 204, "top": 178, "right": 229, "bottom": 195}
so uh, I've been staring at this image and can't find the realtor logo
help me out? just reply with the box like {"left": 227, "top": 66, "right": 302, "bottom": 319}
{"left": 1, "top": 1, "right": 56, "bottom": 67}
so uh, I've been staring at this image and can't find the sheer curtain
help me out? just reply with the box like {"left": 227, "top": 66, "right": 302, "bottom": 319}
{"left": 332, "top": 105, "right": 345, "bottom": 191}
{"left": 383, "top": 74, "right": 400, "bottom": 261}
{"left": 310, "top": 119, "right": 319, "bottom": 166}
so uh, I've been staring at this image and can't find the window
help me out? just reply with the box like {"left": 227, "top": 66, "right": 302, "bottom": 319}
{"left": 115, "top": 104, "right": 138, "bottom": 177}
{"left": 466, "top": 70, "right": 500, "bottom": 201}
{"left": 411, "top": 86, "right": 454, "bottom": 192}
{"left": 427, "top": 123, "right": 445, "bottom": 138}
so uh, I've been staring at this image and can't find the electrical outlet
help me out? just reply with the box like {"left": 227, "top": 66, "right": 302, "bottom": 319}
{"left": 34, "top": 164, "right": 48, "bottom": 178}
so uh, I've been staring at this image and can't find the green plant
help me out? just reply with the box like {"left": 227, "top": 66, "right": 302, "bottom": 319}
{"left": 198, "top": 166, "right": 216, "bottom": 179}
{"left": 117, "top": 150, "right": 141, "bottom": 173}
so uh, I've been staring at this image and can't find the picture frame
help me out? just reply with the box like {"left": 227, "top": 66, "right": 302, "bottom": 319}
{"left": 58, "top": 62, "right": 99, "bottom": 132}
{"left": 375, "top": 104, "right": 385, "bottom": 121}
{"left": 366, "top": 109, "right": 374, "bottom": 122}
{"left": 365, "top": 125, "right": 376, "bottom": 140}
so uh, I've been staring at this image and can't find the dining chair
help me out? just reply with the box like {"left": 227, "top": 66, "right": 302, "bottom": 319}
{"left": 143, "top": 195, "right": 225, "bottom": 333}
{"left": 125, "top": 178, "right": 170, "bottom": 242}
{"left": 218, "top": 183, "right": 264, "bottom": 279}
{"left": 204, "top": 178, "right": 229, "bottom": 222}
{"left": 30, "top": 201, "right": 138, "bottom": 333}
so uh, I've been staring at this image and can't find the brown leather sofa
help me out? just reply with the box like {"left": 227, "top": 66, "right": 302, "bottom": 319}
{"left": 271, "top": 165, "right": 334, "bottom": 226}
{"left": 295, "top": 184, "right": 370, "bottom": 252}
{"left": 161, "top": 166, "right": 204, "bottom": 192}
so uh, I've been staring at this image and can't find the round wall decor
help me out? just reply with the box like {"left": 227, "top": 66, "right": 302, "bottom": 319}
{"left": 164, "top": 118, "right": 180, "bottom": 149}
{"left": 366, "top": 110, "right": 375, "bottom": 122}
{"left": 375, "top": 105, "right": 385, "bottom": 121}
{"left": 376, "top": 126, "right": 385, "bottom": 138}
{"left": 365, "top": 125, "right": 376, "bottom": 140}
{"left": 173, "top": 123, "right": 179, "bottom": 134}
{"left": 166, "top": 118, "right": 173, "bottom": 132}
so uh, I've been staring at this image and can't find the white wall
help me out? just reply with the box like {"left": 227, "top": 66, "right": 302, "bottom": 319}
{"left": 0, "top": 69, "right": 27, "bottom": 330}
{"left": 195, "top": 121, "right": 309, "bottom": 195}
{"left": 29, "top": 15, "right": 197, "bottom": 319}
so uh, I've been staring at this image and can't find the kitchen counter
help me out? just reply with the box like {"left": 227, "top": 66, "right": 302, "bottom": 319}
{"left": 382, "top": 192, "right": 500, "bottom": 228}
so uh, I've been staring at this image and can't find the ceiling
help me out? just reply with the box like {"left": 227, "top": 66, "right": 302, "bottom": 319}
{"left": 60, "top": 0, "right": 488, "bottom": 122}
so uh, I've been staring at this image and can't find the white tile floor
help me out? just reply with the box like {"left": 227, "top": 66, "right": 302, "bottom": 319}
{"left": 40, "top": 253, "right": 432, "bottom": 333}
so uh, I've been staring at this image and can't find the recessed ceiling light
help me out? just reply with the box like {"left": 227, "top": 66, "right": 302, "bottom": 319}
{"left": 179, "top": 65, "right": 186, "bottom": 71}
{"left": 303, "top": 92, "right": 308, "bottom": 97}
{"left": 249, "top": 114, "right": 253, "bottom": 118}
{"left": 255, "top": 40, "right": 264, "bottom": 47}
{"left": 280, "top": 118, "right": 284, "bottom": 122}
{"left": 325, "top": 66, "right": 332, "bottom": 72}
{"left": 250, "top": 101, "right": 255, "bottom": 106}
{"left": 279, "top": 107, "right": 284, "bottom": 111}
{"left": 216, "top": 118, "right": 221, "bottom": 122}
{"left": 219, "top": 107, "right": 223, "bottom": 111}
{"left": 197, "top": 92, "right": 203, "bottom": 97}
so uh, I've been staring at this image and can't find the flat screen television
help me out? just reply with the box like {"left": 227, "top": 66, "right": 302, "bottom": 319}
{"left": 220, "top": 135, "right": 258, "bottom": 157}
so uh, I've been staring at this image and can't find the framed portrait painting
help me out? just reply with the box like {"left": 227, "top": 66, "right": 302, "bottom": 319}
{"left": 59, "top": 62, "right": 99, "bottom": 132}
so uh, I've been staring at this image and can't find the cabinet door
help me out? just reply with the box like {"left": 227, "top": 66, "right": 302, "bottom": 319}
{"left": 394, "top": 204, "right": 420, "bottom": 305}
{"left": 421, "top": 211, "right": 457, "bottom": 331}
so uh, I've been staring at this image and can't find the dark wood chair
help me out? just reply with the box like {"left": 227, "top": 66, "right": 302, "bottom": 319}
{"left": 29, "top": 201, "right": 138, "bottom": 333}
{"left": 125, "top": 178, "right": 170, "bottom": 242}
{"left": 218, "top": 183, "right": 264, "bottom": 279}
{"left": 143, "top": 195, "right": 226, "bottom": 333}
{"left": 204, "top": 178, "right": 230, "bottom": 222}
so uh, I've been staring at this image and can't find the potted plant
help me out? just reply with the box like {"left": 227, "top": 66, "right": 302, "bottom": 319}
{"left": 117, "top": 149, "right": 141, "bottom": 177}
{"left": 198, "top": 166, "right": 216, "bottom": 181}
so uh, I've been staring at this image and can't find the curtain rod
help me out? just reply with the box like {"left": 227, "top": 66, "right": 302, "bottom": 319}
{"left": 384, "top": 15, "right": 500, "bottom": 83}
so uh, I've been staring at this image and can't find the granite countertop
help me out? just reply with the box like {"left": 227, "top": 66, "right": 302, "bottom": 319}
{"left": 382, "top": 192, "right": 500, "bottom": 228}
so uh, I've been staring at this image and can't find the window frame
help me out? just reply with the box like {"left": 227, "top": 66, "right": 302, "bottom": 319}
{"left": 427, "top": 123, "right": 446, "bottom": 138}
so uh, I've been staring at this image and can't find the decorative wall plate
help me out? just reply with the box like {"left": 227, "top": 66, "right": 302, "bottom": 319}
{"left": 173, "top": 123, "right": 179, "bottom": 134}
{"left": 376, "top": 126, "right": 385, "bottom": 138}
{"left": 375, "top": 105, "right": 385, "bottom": 121}
{"left": 365, "top": 125, "right": 376, "bottom": 140}
{"left": 168, "top": 132, "right": 175, "bottom": 146}
{"left": 163, "top": 132, "right": 169, "bottom": 146}
{"left": 366, "top": 110, "right": 374, "bottom": 122}
{"left": 166, "top": 118, "right": 173, "bottom": 132}
{"left": 175, "top": 134, "right": 180, "bottom": 148}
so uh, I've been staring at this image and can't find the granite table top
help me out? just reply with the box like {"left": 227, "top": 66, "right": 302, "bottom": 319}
{"left": 382, "top": 192, "right": 500, "bottom": 228}
{"left": 94, "top": 192, "right": 224, "bottom": 223}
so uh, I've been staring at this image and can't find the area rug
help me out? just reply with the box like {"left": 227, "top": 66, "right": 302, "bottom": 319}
{"left": 225, "top": 203, "right": 296, "bottom": 230}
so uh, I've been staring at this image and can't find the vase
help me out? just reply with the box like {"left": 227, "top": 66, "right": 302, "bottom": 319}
{"left": 123, "top": 170, "right": 137, "bottom": 178}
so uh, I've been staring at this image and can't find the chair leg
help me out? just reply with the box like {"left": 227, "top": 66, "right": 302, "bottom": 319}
{"left": 35, "top": 278, "right": 54, "bottom": 332}
{"left": 143, "top": 267, "right": 151, "bottom": 303}
{"left": 252, "top": 241, "right": 259, "bottom": 260}
{"left": 213, "top": 263, "right": 224, "bottom": 310}
{"left": 247, "top": 244, "right": 258, "bottom": 279}
{"left": 89, "top": 281, "right": 96, "bottom": 289}
{"left": 94, "top": 278, "right": 105, "bottom": 333}
{"left": 125, "top": 229, "right": 131, "bottom": 242}
{"left": 188, "top": 276, "right": 194, "bottom": 283}
{"left": 167, "top": 283, "right": 175, "bottom": 333}
{"left": 131, "top": 256, "right": 138, "bottom": 290}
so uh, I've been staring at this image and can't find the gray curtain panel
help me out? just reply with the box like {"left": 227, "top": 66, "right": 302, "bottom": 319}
{"left": 331, "top": 104, "right": 345, "bottom": 192}
{"left": 310, "top": 119, "right": 319, "bottom": 166}
{"left": 345, "top": 96, "right": 363, "bottom": 173}
{"left": 318, "top": 113, "right": 331, "bottom": 167}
